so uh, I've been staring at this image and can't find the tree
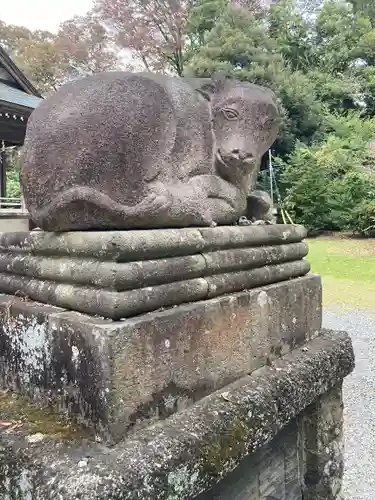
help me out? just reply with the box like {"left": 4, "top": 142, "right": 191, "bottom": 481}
{"left": 280, "top": 112, "right": 375, "bottom": 232}
{"left": 305, "top": 70, "right": 360, "bottom": 111}
{"left": 314, "top": 1, "right": 371, "bottom": 73}
{"left": 295, "top": 0, "right": 323, "bottom": 14}
{"left": 350, "top": 0, "right": 375, "bottom": 26}
{"left": 0, "top": 21, "right": 39, "bottom": 54}
{"left": 57, "top": 13, "right": 120, "bottom": 76}
{"left": 268, "top": 0, "right": 313, "bottom": 71}
{"left": 187, "top": 6, "right": 283, "bottom": 82}
{"left": 0, "top": 14, "right": 120, "bottom": 93}
{"left": 95, "top": 0, "right": 192, "bottom": 75}
{"left": 187, "top": 4, "right": 326, "bottom": 155}
{"left": 95, "top": 0, "right": 266, "bottom": 75}
{"left": 359, "top": 65, "right": 375, "bottom": 116}
{"left": 0, "top": 21, "right": 62, "bottom": 92}
{"left": 185, "top": 0, "right": 229, "bottom": 55}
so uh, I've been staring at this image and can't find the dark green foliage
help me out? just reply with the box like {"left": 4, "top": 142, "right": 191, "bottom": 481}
{"left": 306, "top": 71, "right": 359, "bottom": 111}
{"left": 185, "top": 0, "right": 229, "bottom": 51}
{"left": 280, "top": 113, "right": 375, "bottom": 232}
{"left": 350, "top": 0, "right": 375, "bottom": 26}
{"left": 314, "top": 2, "right": 371, "bottom": 73}
{"left": 348, "top": 200, "right": 375, "bottom": 236}
{"left": 268, "top": 0, "right": 313, "bottom": 71}
{"left": 187, "top": 6, "right": 283, "bottom": 84}
{"left": 3, "top": 149, "right": 22, "bottom": 199}
{"left": 185, "top": 0, "right": 375, "bottom": 234}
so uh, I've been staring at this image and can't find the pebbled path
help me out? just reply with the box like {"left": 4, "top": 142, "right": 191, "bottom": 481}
{"left": 324, "top": 308, "right": 375, "bottom": 500}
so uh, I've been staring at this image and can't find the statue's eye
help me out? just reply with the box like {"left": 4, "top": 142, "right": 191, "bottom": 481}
{"left": 222, "top": 108, "right": 239, "bottom": 121}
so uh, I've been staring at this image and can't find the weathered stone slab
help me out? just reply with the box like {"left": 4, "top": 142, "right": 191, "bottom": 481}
{"left": 0, "top": 225, "right": 309, "bottom": 318}
{"left": 0, "top": 242, "right": 307, "bottom": 290}
{"left": 0, "top": 260, "right": 310, "bottom": 319}
{"left": 0, "top": 329, "right": 354, "bottom": 499}
{"left": 0, "top": 224, "right": 307, "bottom": 260}
{"left": 0, "top": 274, "right": 322, "bottom": 443}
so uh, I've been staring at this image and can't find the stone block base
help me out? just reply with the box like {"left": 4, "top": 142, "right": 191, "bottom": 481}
{"left": 0, "top": 273, "right": 322, "bottom": 443}
{"left": 0, "top": 329, "right": 354, "bottom": 499}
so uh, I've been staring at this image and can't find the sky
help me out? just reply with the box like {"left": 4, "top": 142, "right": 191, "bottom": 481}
{"left": 0, "top": 0, "right": 94, "bottom": 32}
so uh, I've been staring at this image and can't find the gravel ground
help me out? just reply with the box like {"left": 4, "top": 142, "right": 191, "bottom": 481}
{"left": 324, "top": 308, "right": 375, "bottom": 500}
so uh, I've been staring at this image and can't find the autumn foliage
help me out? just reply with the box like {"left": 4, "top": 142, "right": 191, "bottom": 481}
{"left": 95, "top": 0, "right": 191, "bottom": 75}
{"left": 0, "top": 13, "right": 120, "bottom": 93}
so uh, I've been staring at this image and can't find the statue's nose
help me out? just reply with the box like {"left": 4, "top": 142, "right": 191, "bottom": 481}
{"left": 232, "top": 149, "right": 254, "bottom": 161}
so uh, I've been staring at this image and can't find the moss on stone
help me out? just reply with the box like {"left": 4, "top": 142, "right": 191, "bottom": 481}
{"left": 201, "top": 417, "right": 250, "bottom": 475}
{"left": 0, "top": 390, "right": 91, "bottom": 440}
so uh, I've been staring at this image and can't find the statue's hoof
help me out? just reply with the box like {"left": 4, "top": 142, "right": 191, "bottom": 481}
{"left": 238, "top": 216, "right": 252, "bottom": 226}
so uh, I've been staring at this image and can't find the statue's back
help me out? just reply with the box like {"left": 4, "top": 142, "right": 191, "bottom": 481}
{"left": 21, "top": 72, "right": 212, "bottom": 230}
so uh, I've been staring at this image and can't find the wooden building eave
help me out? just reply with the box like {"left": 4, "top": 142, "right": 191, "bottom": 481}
{"left": 0, "top": 46, "right": 42, "bottom": 98}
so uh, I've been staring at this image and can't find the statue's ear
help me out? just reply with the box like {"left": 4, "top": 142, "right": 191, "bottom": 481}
{"left": 197, "top": 73, "right": 229, "bottom": 101}
{"left": 212, "top": 72, "right": 229, "bottom": 90}
{"left": 197, "top": 81, "right": 216, "bottom": 101}
{"left": 261, "top": 114, "right": 283, "bottom": 128}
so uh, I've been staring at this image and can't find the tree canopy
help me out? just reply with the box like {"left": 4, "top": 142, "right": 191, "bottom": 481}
{"left": 0, "top": 13, "right": 120, "bottom": 93}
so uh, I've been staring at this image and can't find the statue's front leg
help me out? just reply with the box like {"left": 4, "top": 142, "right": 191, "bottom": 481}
{"left": 188, "top": 175, "right": 247, "bottom": 225}
{"left": 150, "top": 176, "right": 246, "bottom": 227}
{"left": 150, "top": 180, "right": 214, "bottom": 227}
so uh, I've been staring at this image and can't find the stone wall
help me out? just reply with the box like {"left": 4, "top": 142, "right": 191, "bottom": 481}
{"left": 301, "top": 386, "right": 345, "bottom": 500}
{"left": 197, "top": 420, "right": 302, "bottom": 499}
{"left": 197, "top": 385, "right": 346, "bottom": 500}
{"left": 0, "top": 329, "right": 354, "bottom": 499}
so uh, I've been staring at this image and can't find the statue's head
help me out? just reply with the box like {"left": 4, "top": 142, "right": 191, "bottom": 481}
{"left": 197, "top": 75, "right": 280, "bottom": 187}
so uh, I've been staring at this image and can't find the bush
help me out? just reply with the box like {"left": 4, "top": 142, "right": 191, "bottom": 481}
{"left": 279, "top": 144, "right": 334, "bottom": 231}
{"left": 279, "top": 112, "right": 375, "bottom": 233}
{"left": 4, "top": 148, "right": 21, "bottom": 198}
{"left": 329, "top": 170, "right": 375, "bottom": 228}
{"left": 348, "top": 200, "right": 375, "bottom": 236}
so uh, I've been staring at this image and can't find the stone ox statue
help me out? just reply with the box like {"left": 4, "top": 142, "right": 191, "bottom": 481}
{"left": 21, "top": 72, "right": 280, "bottom": 231}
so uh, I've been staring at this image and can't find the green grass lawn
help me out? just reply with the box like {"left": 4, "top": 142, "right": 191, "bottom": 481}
{"left": 307, "top": 238, "right": 375, "bottom": 309}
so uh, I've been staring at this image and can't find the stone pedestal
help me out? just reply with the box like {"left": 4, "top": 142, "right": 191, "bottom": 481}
{"left": 0, "top": 225, "right": 354, "bottom": 499}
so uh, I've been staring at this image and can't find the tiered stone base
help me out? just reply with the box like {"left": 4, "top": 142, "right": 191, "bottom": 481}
{"left": 0, "top": 272, "right": 321, "bottom": 443}
{"left": 0, "top": 225, "right": 308, "bottom": 319}
{"left": 0, "top": 225, "right": 354, "bottom": 499}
